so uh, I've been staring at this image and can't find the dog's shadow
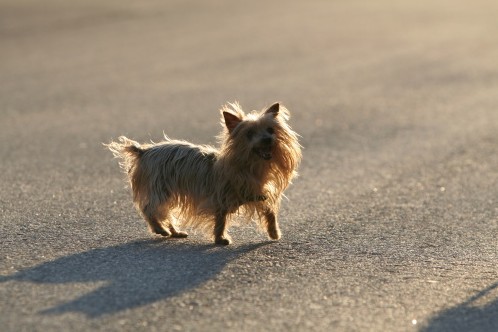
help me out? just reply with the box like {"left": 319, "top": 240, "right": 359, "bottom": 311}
{"left": 1, "top": 239, "right": 267, "bottom": 317}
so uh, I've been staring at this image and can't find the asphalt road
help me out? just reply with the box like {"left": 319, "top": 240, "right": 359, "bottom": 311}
{"left": 1, "top": 1, "right": 497, "bottom": 331}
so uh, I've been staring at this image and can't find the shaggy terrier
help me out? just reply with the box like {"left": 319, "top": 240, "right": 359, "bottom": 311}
{"left": 106, "top": 102, "right": 301, "bottom": 245}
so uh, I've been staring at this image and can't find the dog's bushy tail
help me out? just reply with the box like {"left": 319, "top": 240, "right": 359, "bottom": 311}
{"left": 105, "top": 136, "right": 143, "bottom": 174}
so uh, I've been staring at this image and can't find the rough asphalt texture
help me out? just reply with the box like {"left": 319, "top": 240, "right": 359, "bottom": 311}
{"left": 1, "top": 1, "right": 497, "bottom": 331}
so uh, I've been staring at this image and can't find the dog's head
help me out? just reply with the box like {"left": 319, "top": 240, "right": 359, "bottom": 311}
{"left": 221, "top": 102, "right": 288, "bottom": 161}
{"left": 219, "top": 101, "right": 302, "bottom": 200}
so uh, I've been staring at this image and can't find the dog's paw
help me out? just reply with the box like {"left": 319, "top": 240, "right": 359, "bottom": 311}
{"left": 154, "top": 228, "right": 172, "bottom": 237}
{"left": 268, "top": 228, "right": 281, "bottom": 240}
{"left": 215, "top": 237, "right": 232, "bottom": 245}
{"left": 171, "top": 231, "right": 188, "bottom": 238}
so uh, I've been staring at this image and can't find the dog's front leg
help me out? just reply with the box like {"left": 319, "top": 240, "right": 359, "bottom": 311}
{"left": 264, "top": 208, "right": 281, "bottom": 240}
{"left": 214, "top": 210, "right": 232, "bottom": 245}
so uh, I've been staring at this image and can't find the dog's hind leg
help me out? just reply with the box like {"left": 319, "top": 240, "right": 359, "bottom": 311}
{"left": 214, "top": 210, "right": 231, "bottom": 245}
{"left": 166, "top": 215, "right": 188, "bottom": 238}
{"left": 168, "top": 225, "right": 188, "bottom": 238}
{"left": 141, "top": 202, "right": 172, "bottom": 237}
{"left": 264, "top": 208, "right": 281, "bottom": 240}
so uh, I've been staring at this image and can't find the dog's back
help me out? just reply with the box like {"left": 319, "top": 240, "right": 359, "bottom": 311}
{"left": 136, "top": 140, "right": 219, "bottom": 203}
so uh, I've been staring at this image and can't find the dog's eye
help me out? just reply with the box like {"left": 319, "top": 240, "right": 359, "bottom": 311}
{"left": 267, "top": 127, "right": 275, "bottom": 134}
{"left": 246, "top": 129, "right": 255, "bottom": 140}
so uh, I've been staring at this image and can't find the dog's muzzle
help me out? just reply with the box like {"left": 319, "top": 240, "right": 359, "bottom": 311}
{"left": 254, "top": 136, "right": 274, "bottom": 160}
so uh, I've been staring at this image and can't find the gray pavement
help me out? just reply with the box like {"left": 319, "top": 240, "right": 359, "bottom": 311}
{"left": 1, "top": 1, "right": 497, "bottom": 331}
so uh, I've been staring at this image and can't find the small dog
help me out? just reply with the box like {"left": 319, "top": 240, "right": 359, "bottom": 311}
{"left": 106, "top": 102, "right": 301, "bottom": 245}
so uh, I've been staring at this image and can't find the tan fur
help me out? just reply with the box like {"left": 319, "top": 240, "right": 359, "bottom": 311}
{"left": 106, "top": 102, "right": 301, "bottom": 245}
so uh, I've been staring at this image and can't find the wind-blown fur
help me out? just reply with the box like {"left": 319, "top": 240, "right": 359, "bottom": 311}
{"left": 106, "top": 102, "right": 301, "bottom": 245}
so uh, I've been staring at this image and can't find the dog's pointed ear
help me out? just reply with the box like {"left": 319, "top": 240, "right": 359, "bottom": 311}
{"left": 264, "top": 102, "right": 280, "bottom": 117}
{"left": 223, "top": 112, "right": 242, "bottom": 133}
